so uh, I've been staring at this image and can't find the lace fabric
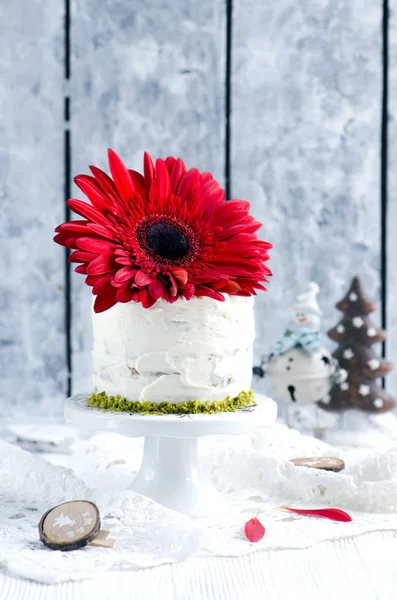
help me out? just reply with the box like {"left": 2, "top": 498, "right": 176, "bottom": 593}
{"left": 2, "top": 420, "right": 397, "bottom": 583}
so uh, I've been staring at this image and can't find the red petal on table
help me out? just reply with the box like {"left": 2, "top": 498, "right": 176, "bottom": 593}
{"left": 244, "top": 517, "right": 265, "bottom": 542}
{"left": 277, "top": 507, "right": 352, "bottom": 522}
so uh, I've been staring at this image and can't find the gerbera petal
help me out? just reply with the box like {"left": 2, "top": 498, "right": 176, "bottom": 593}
{"left": 180, "top": 284, "right": 195, "bottom": 301}
{"left": 165, "top": 156, "right": 176, "bottom": 172}
{"left": 215, "top": 222, "right": 256, "bottom": 240}
{"left": 75, "top": 237, "right": 118, "bottom": 253}
{"left": 194, "top": 270, "right": 224, "bottom": 283}
{"left": 201, "top": 179, "right": 225, "bottom": 204}
{"left": 253, "top": 282, "right": 267, "bottom": 291}
{"left": 87, "top": 223, "right": 116, "bottom": 240}
{"left": 69, "top": 250, "right": 98, "bottom": 263}
{"left": 220, "top": 281, "right": 241, "bottom": 294}
{"left": 217, "top": 267, "right": 260, "bottom": 278}
{"left": 194, "top": 286, "right": 225, "bottom": 302}
{"left": 169, "top": 267, "right": 188, "bottom": 285}
{"left": 55, "top": 220, "right": 89, "bottom": 233}
{"left": 226, "top": 200, "right": 251, "bottom": 211}
{"left": 67, "top": 199, "right": 111, "bottom": 228}
{"left": 227, "top": 234, "right": 261, "bottom": 245}
{"left": 200, "top": 172, "right": 213, "bottom": 184}
{"left": 150, "top": 159, "right": 170, "bottom": 204}
{"left": 215, "top": 258, "right": 260, "bottom": 270}
{"left": 135, "top": 270, "right": 154, "bottom": 287}
{"left": 143, "top": 152, "right": 155, "bottom": 188}
{"left": 243, "top": 222, "right": 262, "bottom": 234}
{"left": 108, "top": 148, "right": 136, "bottom": 201}
{"left": 74, "top": 264, "right": 88, "bottom": 274}
{"left": 140, "top": 287, "right": 157, "bottom": 309}
{"left": 54, "top": 232, "right": 72, "bottom": 246}
{"left": 94, "top": 289, "right": 117, "bottom": 313}
{"left": 148, "top": 279, "right": 164, "bottom": 300}
{"left": 177, "top": 168, "right": 201, "bottom": 207}
{"left": 115, "top": 256, "right": 134, "bottom": 266}
{"left": 86, "top": 253, "right": 116, "bottom": 275}
{"left": 210, "top": 278, "right": 230, "bottom": 291}
{"left": 91, "top": 274, "right": 113, "bottom": 295}
{"left": 130, "top": 289, "right": 140, "bottom": 303}
{"left": 89, "top": 165, "right": 118, "bottom": 197}
{"left": 116, "top": 288, "right": 134, "bottom": 303}
{"left": 212, "top": 208, "right": 249, "bottom": 228}
{"left": 74, "top": 175, "right": 112, "bottom": 212}
{"left": 85, "top": 275, "right": 97, "bottom": 286}
{"left": 128, "top": 170, "right": 146, "bottom": 197}
{"left": 113, "top": 267, "right": 138, "bottom": 284}
{"left": 161, "top": 273, "right": 178, "bottom": 297}
{"left": 169, "top": 158, "right": 186, "bottom": 195}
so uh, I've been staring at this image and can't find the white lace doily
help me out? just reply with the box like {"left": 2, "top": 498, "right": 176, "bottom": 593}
{"left": 2, "top": 419, "right": 397, "bottom": 583}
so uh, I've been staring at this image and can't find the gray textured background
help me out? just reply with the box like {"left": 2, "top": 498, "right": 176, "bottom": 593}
{"left": 0, "top": 0, "right": 394, "bottom": 416}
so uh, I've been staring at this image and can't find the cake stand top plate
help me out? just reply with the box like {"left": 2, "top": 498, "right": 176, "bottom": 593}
{"left": 64, "top": 394, "right": 277, "bottom": 439}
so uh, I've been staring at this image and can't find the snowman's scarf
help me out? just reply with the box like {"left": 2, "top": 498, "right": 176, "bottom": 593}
{"left": 272, "top": 327, "right": 321, "bottom": 356}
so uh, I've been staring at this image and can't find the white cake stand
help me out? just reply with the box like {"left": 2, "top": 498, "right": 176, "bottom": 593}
{"left": 64, "top": 394, "right": 277, "bottom": 518}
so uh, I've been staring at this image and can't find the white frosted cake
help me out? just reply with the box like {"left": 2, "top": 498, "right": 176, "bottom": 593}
{"left": 92, "top": 295, "right": 255, "bottom": 405}
{"left": 55, "top": 149, "right": 271, "bottom": 413}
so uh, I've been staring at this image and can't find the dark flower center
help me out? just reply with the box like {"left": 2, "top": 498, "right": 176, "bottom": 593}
{"left": 146, "top": 222, "right": 190, "bottom": 261}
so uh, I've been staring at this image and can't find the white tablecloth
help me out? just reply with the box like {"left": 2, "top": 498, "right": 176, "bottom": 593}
{"left": 3, "top": 410, "right": 397, "bottom": 599}
{"left": 1, "top": 530, "right": 397, "bottom": 600}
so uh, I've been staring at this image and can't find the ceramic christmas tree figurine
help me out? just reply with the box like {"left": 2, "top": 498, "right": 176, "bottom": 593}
{"left": 319, "top": 276, "right": 396, "bottom": 413}
{"left": 267, "top": 282, "right": 344, "bottom": 404}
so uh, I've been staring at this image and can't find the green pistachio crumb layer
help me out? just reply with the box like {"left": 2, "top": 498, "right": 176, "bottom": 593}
{"left": 86, "top": 390, "right": 255, "bottom": 415}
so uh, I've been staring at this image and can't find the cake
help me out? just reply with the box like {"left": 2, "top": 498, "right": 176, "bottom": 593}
{"left": 54, "top": 150, "right": 271, "bottom": 413}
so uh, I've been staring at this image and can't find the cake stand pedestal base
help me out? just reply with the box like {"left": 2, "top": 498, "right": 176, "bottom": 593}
{"left": 131, "top": 436, "right": 224, "bottom": 515}
{"left": 65, "top": 394, "right": 277, "bottom": 518}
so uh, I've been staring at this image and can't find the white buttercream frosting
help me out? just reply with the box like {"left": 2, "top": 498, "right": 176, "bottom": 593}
{"left": 92, "top": 295, "right": 255, "bottom": 404}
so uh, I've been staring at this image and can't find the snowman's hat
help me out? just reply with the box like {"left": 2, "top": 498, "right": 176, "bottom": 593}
{"left": 290, "top": 282, "right": 322, "bottom": 316}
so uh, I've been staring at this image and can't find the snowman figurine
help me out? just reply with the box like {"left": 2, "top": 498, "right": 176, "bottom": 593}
{"left": 266, "top": 282, "right": 344, "bottom": 406}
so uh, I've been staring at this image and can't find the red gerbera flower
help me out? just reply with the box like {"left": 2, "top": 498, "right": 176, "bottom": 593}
{"left": 54, "top": 150, "right": 272, "bottom": 312}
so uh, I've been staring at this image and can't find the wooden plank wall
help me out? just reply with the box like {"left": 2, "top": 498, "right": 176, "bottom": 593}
{"left": 0, "top": 1, "right": 66, "bottom": 417}
{"left": 231, "top": 1, "right": 384, "bottom": 394}
{"left": 1, "top": 0, "right": 394, "bottom": 413}
{"left": 388, "top": 1, "right": 397, "bottom": 394}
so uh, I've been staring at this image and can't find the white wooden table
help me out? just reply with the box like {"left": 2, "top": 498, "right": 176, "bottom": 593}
{"left": 1, "top": 530, "right": 396, "bottom": 600}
